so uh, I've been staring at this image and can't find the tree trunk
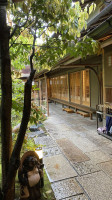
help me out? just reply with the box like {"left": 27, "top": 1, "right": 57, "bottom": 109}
{"left": 0, "top": 4, "right": 12, "bottom": 188}
{"left": 2, "top": 70, "right": 36, "bottom": 200}
{"left": 0, "top": 3, "right": 14, "bottom": 200}
{"left": 0, "top": 4, "right": 36, "bottom": 200}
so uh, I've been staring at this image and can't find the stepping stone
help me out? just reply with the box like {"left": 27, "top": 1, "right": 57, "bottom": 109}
{"left": 34, "top": 136, "right": 57, "bottom": 148}
{"left": 43, "top": 146, "right": 61, "bottom": 157}
{"left": 29, "top": 124, "right": 40, "bottom": 132}
{"left": 51, "top": 178, "right": 83, "bottom": 200}
{"left": 77, "top": 171, "right": 112, "bottom": 200}
{"left": 44, "top": 154, "right": 77, "bottom": 182}
{"left": 27, "top": 132, "right": 37, "bottom": 138}
{"left": 27, "top": 129, "right": 46, "bottom": 138}
{"left": 57, "top": 138, "right": 90, "bottom": 163}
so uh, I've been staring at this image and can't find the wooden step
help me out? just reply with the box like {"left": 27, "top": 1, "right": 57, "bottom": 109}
{"left": 62, "top": 108, "right": 67, "bottom": 111}
{"left": 63, "top": 108, "right": 74, "bottom": 113}
{"left": 76, "top": 110, "right": 90, "bottom": 117}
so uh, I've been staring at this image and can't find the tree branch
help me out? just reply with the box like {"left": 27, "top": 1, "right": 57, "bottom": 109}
{"left": 9, "top": 19, "right": 34, "bottom": 49}
{"left": 9, "top": 22, "right": 55, "bottom": 48}
{"left": 9, "top": 19, "right": 21, "bottom": 39}
{"left": 10, "top": 15, "right": 28, "bottom": 39}
{"left": 30, "top": 29, "right": 36, "bottom": 71}
{"left": 13, "top": 42, "right": 59, "bottom": 48}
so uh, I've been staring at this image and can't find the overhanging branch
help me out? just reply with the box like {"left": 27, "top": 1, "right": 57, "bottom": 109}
{"left": 10, "top": 15, "right": 28, "bottom": 39}
{"left": 30, "top": 29, "right": 36, "bottom": 71}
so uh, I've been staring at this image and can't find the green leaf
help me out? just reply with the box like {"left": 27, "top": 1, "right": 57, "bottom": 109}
{"left": 81, "top": 0, "right": 84, "bottom": 4}
{"left": 43, "top": 192, "right": 47, "bottom": 199}
{"left": 46, "top": 190, "right": 52, "bottom": 194}
{"left": 89, "top": 3, "right": 94, "bottom": 15}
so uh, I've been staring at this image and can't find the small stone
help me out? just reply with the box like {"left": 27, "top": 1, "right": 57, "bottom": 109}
{"left": 29, "top": 124, "right": 40, "bottom": 132}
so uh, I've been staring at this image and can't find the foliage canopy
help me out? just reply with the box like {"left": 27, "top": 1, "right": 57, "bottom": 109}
{"left": 8, "top": 0, "right": 98, "bottom": 71}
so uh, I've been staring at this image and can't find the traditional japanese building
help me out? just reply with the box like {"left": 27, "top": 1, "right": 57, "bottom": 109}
{"left": 34, "top": 0, "right": 112, "bottom": 126}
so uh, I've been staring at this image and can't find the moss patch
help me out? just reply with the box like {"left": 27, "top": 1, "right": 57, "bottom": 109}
{"left": 40, "top": 169, "right": 55, "bottom": 200}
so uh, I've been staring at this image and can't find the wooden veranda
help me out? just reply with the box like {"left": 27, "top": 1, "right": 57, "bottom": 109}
{"left": 34, "top": 54, "right": 102, "bottom": 120}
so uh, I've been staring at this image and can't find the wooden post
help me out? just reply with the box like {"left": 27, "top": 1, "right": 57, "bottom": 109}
{"left": 39, "top": 79, "right": 41, "bottom": 107}
{"left": 45, "top": 75, "right": 49, "bottom": 116}
{"left": 102, "top": 49, "right": 105, "bottom": 104}
{"left": 68, "top": 73, "right": 71, "bottom": 104}
{"left": 80, "top": 71, "right": 82, "bottom": 105}
{"left": 89, "top": 69, "right": 91, "bottom": 107}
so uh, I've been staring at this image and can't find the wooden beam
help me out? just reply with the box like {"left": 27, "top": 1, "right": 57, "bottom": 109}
{"left": 60, "top": 64, "right": 85, "bottom": 68}
{"left": 63, "top": 56, "right": 81, "bottom": 65}
{"left": 60, "top": 64, "right": 101, "bottom": 68}
{"left": 54, "top": 54, "right": 71, "bottom": 67}
{"left": 101, "top": 37, "right": 112, "bottom": 48}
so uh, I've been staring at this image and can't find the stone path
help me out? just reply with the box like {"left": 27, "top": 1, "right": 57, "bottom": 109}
{"left": 34, "top": 103, "right": 112, "bottom": 200}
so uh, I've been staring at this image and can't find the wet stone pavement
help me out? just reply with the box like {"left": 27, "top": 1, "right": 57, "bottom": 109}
{"left": 34, "top": 103, "right": 112, "bottom": 200}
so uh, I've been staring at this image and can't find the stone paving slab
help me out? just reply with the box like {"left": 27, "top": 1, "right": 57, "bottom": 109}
{"left": 76, "top": 171, "right": 112, "bottom": 200}
{"left": 84, "top": 124, "right": 97, "bottom": 131}
{"left": 45, "top": 122, "right": 71, "bottom": 132}
{"left": 27, "top": 130, "right": 47, "bottom": 138}
{"left": 48, "top": 130, "right": 67, "bottom": 140}
{"left": 54, "top": 127, "right": 72, "bottom": 133}
{"left": 44, "top": 104, "right": 112, "bottom": 200}
{"left": 63, "top": 194, "right": 88, "bottom": 200}
{"left": 73, "top": 160, "right": 100, "bottom": 176}
{"left": 57, "top": 139, "right": 90, "bottom": 163}
{"left": 97, "top": 160, "right": 112, "bottom": 177}
{"left": 44, "top": 154, "right": 77, "bottom": 182}
{"left": 71, "top": 137, "right": 99, "bottom": 153}
{"left": 100, "top": 142, "right": 112, "bottom": 156}
{"left": 71, "top": 131, "right": 87, "bottom": 138}
{"left": 86, "top": 150, "right": 112, "bottom": 164}
{"left": 62, "top": 130, "right": 87, "bottom": 139}
{"left": 86, "top": 134, "right": 111, "bottom": 149}
{"left": 43, "top": 146, "right": 61, "bottom": 157}
{"left": 69, "top": 125, "right": 88, "bottom": 134}
{"left": 34, "top": 135, "right": 57, "bottom": 148}
{"left": 51, "top": 178, "right": 83, "bottom": 200}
